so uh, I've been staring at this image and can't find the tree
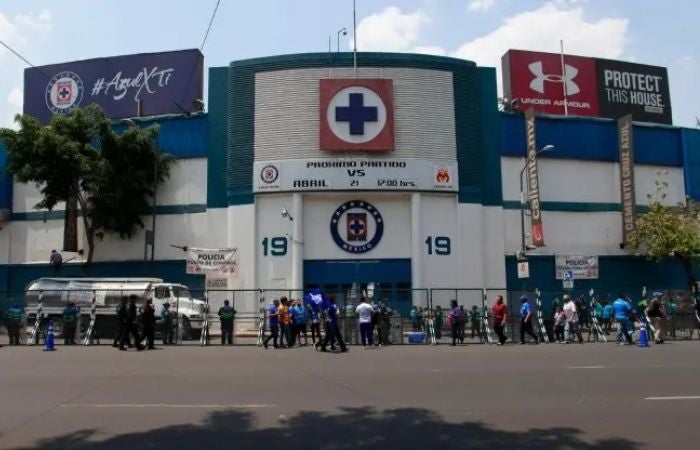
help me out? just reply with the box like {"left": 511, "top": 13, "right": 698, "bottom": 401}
{"left": 627, "top": 195, "right": 700, "bottom": 294}
{"left": 0, "top": 104, "right": 174, "bottom": 264}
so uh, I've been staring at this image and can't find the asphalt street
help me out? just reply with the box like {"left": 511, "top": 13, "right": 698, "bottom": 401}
{"left": 0, "top": 341, "right": 698, "bottom": 449}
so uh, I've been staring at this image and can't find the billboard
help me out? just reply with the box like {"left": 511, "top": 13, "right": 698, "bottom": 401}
{"left": 555, "top": 255, "right": 599, "bottom": 279}
{"left": 253, "top": 159, "right": 458, "bottom": 193}
{"left": 24, "top": 49, "right": 203, "bottom": 122}
{"left": 502, "top": 49, "right": 672, "bottom": 124}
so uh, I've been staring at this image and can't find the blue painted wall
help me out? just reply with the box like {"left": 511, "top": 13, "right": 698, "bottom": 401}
{"left": 500, "top": 113, "right": 684, "bottom": 166}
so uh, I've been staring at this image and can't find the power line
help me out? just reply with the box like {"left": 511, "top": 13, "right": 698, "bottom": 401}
{"left": 200, "top": 0, "right": 221, "bottom": 50}
{"left": 0, "top": 38, "right": 50, "bottom": 80}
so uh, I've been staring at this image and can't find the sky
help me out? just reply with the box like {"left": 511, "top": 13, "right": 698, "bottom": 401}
{"left": 0, "top": 0, "right": 698, "bottom": 128}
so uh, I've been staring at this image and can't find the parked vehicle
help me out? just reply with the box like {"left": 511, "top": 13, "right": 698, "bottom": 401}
{"left": 23, "top": 278, "right": 206, "bottom": 341}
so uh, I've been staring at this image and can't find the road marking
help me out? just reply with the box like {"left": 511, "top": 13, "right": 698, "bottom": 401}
{"left": 564, "top": 365, "right": 606, "bottom": 370}
{"left": 60, "top": 403, "right": 276, "bottom": 409}
{"left": 644, "top": 396, "right": 700, "bottom": 401}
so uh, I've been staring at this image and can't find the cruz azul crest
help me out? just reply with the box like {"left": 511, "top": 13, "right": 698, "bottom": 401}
{"left": 330, "top": 200, "right": 383, "bottom": 253}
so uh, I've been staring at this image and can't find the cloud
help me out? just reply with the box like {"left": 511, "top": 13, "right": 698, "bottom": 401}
{"left": 412, "top": 45, "right": 447, "bottom": 56}
{"left": 14, "top": 9, "right": 52, "bottom": 31}
{"left": 451, "top": 2, "right": 628, "bottom": 68}
{"left": 7, "top": 87, "right": 22, "bottom": 110}
{"left": 355, "top": 6, "right": 430, "bottom": 51}
{"left": 467, "top": 0, "right": 495, "bottom": 13}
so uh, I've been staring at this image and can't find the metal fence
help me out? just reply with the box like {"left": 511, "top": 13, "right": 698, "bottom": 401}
{"left": 1, "top": 287, "right": 698, "bottom": 347}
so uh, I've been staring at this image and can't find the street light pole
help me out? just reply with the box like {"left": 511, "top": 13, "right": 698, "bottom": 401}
{"left": 519, "top": 144, "right": 555, "bottom": 253}
{"left": 337, "top": 27, "right": 347, "bottom": 53}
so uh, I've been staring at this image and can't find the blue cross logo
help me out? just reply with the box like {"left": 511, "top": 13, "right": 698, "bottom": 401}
{"left": 335, "top": 93, "right": 378, "bottom": 135}
{"left": 59, "top": 87, "right": 70, "bottom": 99}
{"left": 349, "top": 219, "right": 365, "bottom": 235}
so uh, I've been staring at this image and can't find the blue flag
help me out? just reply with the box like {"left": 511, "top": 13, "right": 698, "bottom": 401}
{"left": 304, "top": 289, "right": 327, "bottom": 311}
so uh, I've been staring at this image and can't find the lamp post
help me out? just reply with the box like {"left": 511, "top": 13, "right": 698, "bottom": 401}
{"left": 520, "top": 144, "right": 555, "bottom": 254}
{"left": 337, "top": 27, "right": 347, "bottom": 53}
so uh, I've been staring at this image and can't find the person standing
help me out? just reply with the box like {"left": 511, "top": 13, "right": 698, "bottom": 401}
{"left": 563, "top": 295, "right": 583, "bottom": 344}
{"left": 6, "top": 301, "right": 23, "bottom": 345}
{"left": 492, "top": 295, "right": 509, "bottom": 345}
{"left": 121, "top": 295, "right": 144, "bottom": 351}
{"left": 470, "top": 305, "right": 482, "bottom": 341}
{"left": 319, "top": 297, "right": 347, "bottom": 352}
{"left": 612, "top": 294, "right": 633, "bottom": 345}
{"left": 447, "top": 300, "right": 463, "bottom": 346}
{"left": 602, "top": 301, "right": 613, "bottom": 333}
{"left": 278, "top": 297, "right": 291, "bottom": 348}
{"left": 309, "top": 303, "right": 321, "bottom": 345}
{"left": 218, "top": 299, "right": 236, "bottom": 345}
{"left": 291, "top": 299, "right": 308, "bottom": 346}
{"left": 355, "top": 297, "right": 374, "bottom": 348}
{"left": 160, "top": 302, "right": 174, "bottom": 345}
{"left": 646, "top": 292, "right": 666, "bottom": 344}
{"left": 115, "top": 297, "right": 128, "bottom": 349}
{"left": 519, "top": 296, "right": 539, "bottom": 344}
{"left": 553, "top": 306, "right": 566, "bottom": 343}
{"left": 141, "top": 299, "right": 156, "bottom": 350}
{"left": 62, "top": 302, "right": 80, "bottom": 345}
{"left": 263, "top": 299, "right": 280, "bottom": 349}
{"left": 433, "top": 305, "right": 444, "bottom": 340}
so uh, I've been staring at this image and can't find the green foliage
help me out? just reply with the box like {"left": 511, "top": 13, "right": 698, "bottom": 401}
{"left": 628, "top": 201, "right": 700, "bottom": 262}
{"left": 0, "top": 105, "right": 174, "bottom": 262}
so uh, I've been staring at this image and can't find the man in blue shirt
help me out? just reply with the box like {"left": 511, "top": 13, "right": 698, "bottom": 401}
{"left": 62, "top": 302, "right": 80, "bottom": 345}
{"left": 519, "top": 295, "right": 539, "bottom": 345}
{"left": 602, "top": 302, "right": 613, "bottom": 333}
{"left": 612, "top": 294, "right": 633, "bottom": 345}
{"left": 290, "top": 299, "right": 308, "bottom": 346}
{"left": 263, "top": 299, "right": 280, "bottom": 349}
{"left": 318, "top": 297, "right": 347, "bottom": 352}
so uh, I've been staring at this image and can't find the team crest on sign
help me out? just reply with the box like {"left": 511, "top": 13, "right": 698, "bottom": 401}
{"left": 260, "top": 164, "right": 279, "bottom": 184}
{"left": 45, "top": 71, "right": 84, "bottom": 115}
{"left": 330, "top": 200, "right": 383, "bottom": 253}
{"left": 320, "top": 79, "right": 394, "bottom": 152}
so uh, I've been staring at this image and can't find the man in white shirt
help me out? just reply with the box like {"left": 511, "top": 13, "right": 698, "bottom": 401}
{"left": 563, "top": 295, "right": 583, "bottom": 344}
{"left": 355, "top": 297, "right": 375, "bottom": 347}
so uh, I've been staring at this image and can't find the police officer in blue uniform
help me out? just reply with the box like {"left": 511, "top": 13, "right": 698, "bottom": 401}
{"left": 62, "top": 301, "right": 80, "bottom": 345}
{"left": 6, "top": 301, "right": 23, "bottom": 345}
{"left": 318, "top": 297, "right": 347, "bottom": 353}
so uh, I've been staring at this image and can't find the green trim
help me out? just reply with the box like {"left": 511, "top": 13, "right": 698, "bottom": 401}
{"left": 11, "top": 204, "right": 207, "bottom": 222}
{"left": 502, "top": 200, "right": 650, "bottom": 213}
{"left": 207, "top": 68, "right": 229, "bottom": 208}
{"left": 220, "top": 52, "right": 487, "bottom": 207}
{"left": 478, "top": 67, "right": 502, "bottom": 206}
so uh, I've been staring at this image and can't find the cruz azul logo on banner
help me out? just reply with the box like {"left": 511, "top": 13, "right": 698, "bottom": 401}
{"left": 253, "top": 159, "right": 457, "bottom": 192}
{"left": 555, "top": 255, "right": 599, "bottom": 279}
{"left": 186, "top": 248, "right": 238, "bottom": 275}
{"left": 25, "top": 49, "right": 203, "bottom": 122}
{"left": 319, "top": 79, "right": 394, "bottom": 152}
{"left": 618, "top": 114, "right": 636, "bottom": 246}
{"left": 330, "top": 200, "right": 384, "bottom": 254}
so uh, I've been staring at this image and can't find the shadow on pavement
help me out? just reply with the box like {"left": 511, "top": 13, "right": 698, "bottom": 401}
{"left": 15, "top": 407, "right": 639, "bottom": 450}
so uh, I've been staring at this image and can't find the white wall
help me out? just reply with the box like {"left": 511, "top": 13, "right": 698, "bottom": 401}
{"left": 501, "top": 157, "right": 685, "bottom": 205}
{"left": 254, "top": 67, "right": 456, "bottom": 161}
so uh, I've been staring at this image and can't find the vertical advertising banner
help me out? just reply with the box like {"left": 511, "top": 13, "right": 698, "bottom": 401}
{"left": 618, "top": 114, "right": 636, "bottom": 246}
{"left": 524, "top": 108, "right": 545, "bottom": 247}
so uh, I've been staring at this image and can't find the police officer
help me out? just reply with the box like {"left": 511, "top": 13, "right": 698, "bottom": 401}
{"left": 121, "top": 295, "right": 144, "bottom": 351}
{"left": 62, "top": 301, "right": 80, "bottom": 345}
{"left": 218, "top": 300, "right": 236, "bottom": 345}
{"left": 114, "top": 297, "right": 127, "bottom": 349}
{"left": 160, "top": 302, "right": 174, "bottom": 345}
{"left": 141, "top": 299, "right": 156, "bottom": 350}
{"left": 6, "top": 301, "right": 23, "bottom": 345}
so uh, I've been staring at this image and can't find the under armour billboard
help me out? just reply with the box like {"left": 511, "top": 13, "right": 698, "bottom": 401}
{"left": 24, "top": 49, "right": 204, "bottom": 122}
{"left": 502, "top": 49, "right": 672, "bottom": 124}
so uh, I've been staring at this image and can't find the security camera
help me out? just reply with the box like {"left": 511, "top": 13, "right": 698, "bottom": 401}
{"left": 281, "top": 206, "right": 293, "bottom": 221}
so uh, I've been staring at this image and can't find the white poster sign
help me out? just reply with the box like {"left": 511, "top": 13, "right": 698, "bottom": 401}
{"left": 186, "top": 248, "right": 238, "bottom": 275}
{"left": 254, "top": 159, "right": 458, "bottom": 193}
{"left": 517, "top": 261, "right": 530, "bottom": 279}
{"left": 555, "top": 255, "right": 599, "bottom": 280}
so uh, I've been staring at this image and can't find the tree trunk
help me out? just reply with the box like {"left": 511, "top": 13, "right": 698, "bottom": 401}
{"left": 76, "top": 194, "right": 95, "bottom": 265}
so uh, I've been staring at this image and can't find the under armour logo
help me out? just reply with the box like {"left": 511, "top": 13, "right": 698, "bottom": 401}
{"left": 528, "top": 61, "right": 580, "bottom": 95}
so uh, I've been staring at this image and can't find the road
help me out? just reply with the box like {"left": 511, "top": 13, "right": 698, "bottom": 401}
{"left": 0, "top": 341, "right": 698, "bottom": 449}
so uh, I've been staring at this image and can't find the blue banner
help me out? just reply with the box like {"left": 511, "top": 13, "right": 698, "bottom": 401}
{"left": 23, "top": 49, "right": 203, "bottom": 122}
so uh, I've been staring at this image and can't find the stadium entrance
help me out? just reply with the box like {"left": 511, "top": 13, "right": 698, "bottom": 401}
{"left": 303, "top": 259, "right": 413, "bottom": 315}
